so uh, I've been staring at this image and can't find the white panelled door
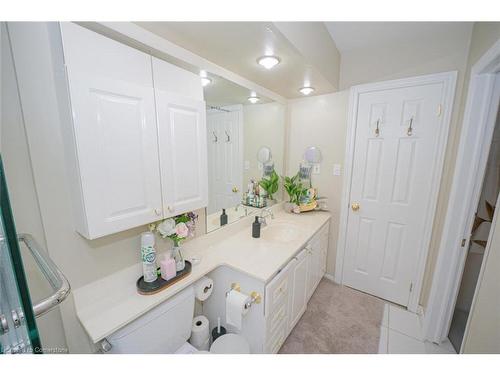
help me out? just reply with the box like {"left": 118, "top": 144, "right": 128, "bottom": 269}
{"left": 155, "top": 91, "right": 208, "bottom": 217}
{"left": 343, "top": 83, "right": 443, "bottom": 306}
{"left": 206, "top": 107, "right": 243, "bottom": 214}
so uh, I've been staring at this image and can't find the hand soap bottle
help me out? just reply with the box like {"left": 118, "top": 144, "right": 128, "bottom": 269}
{"left": 160, "top": 252, "right": 177, "bottom": 281}
{"left": 252, "top": 216, "right": 261, "bottom": 238}
{"left": 220, "top": 208, "right": 228, "bottom": 226}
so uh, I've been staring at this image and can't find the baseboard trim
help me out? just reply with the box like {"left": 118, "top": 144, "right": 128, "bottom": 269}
{"left": 323, "top": 273, "right": 336, "bottom": 282}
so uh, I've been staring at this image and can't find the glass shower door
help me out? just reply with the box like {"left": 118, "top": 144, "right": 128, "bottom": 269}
{"left": 0, "top": 157, "right": 42, "bottom": 354}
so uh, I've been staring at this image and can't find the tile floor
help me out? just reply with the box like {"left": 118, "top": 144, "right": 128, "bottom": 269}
{"left": 378, "top": 304, "right": 456, "bottom": 354}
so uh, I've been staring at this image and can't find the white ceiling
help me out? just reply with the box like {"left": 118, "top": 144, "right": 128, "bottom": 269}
{"left": 325, "top": 22, "right": 473, "bottom": 53}
{"left": 134, "top": 22, "right": 339, "bottom": 99}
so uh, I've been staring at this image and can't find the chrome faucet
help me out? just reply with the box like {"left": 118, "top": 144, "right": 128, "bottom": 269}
{"left": 234, "top": 203, "right": 248, "bottom": 216}
{"left": 258, "top": 207, "right": 274, "bottom": 227}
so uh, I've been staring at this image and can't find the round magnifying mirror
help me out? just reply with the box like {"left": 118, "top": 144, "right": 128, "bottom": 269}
{"left": 304, "top": 146, "right": 322, "bottom": 164}
{"left": 257, "top": 146, "right": 272, "bottom": 164}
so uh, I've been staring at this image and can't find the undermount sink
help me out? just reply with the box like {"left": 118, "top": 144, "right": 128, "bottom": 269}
{"left": 261, "top": 222, "right": 301, "bottom": 243}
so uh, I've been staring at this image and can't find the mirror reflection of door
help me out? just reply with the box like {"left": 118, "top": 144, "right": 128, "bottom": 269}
{"left": 206, "top": 105, "right": 243, "bottom": 215}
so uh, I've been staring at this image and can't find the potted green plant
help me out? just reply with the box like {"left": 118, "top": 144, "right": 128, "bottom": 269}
{"left": 283, "top": 173, "right": 308, "bottom": 213}
{"left": 259, "top": 170, "right": 279, "bottom": 203}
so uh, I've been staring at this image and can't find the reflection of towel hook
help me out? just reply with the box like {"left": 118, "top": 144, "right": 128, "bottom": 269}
{"left": 212, "top": 131, "right": 218, "bottom": 143}
{"left": 407, "top": 117, "right": 414, "bottom": 136}
{"left": 225, "top": 130, "right": 230, "bottom": 142}
{"left": 375, "top": 119, "right": 380, "bottom": 137}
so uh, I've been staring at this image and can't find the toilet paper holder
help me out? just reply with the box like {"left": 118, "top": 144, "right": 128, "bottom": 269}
{"left": 225, "top": 282, "right": 262, "bottom": 310}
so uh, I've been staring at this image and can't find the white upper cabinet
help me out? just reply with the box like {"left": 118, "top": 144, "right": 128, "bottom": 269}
{"left": 152, "top": 58, "right": 208, "bottom": 217}
{"left": 60, "top": 22, "right": 163, "bottom": 239}
{"left": 59, "top": 24, "right": 207, "bottom": 239}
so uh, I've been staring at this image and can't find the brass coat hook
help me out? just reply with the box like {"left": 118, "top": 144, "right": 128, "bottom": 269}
{"left": 407, "top": 117, "right": 414, "bottom": 136}
{"left": 375, "top": 119, "right": 380, "bottom": 137}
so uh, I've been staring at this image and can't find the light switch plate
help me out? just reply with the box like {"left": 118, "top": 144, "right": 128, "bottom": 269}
{"left": 333, "top": 164, "right": 342, "bottom": 176}
{"left": 313, "top": 165, "right": 321, "bottom": 174}
{"left": 244, "top": 160, "right": 250, "bottom": 170}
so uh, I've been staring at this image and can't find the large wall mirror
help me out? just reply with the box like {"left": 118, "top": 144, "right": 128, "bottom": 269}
{"left": 203, "top": 73, "right": 286, "bottom": 232}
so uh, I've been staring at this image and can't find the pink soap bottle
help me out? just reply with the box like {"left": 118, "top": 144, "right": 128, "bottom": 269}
{"left": 160, "top": 252, "right": 177, "bottom": 281}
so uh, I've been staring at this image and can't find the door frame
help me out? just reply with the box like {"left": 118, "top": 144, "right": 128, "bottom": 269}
{"left": 423, "top": 40, "right": 500, "bottom": 344}
{"left": 335, "top": 72, "right": 458, "bottom": 313}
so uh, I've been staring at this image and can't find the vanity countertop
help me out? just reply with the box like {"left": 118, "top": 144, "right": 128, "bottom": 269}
{"left": 73, "top": 207, "right": 331, "bottom": 344}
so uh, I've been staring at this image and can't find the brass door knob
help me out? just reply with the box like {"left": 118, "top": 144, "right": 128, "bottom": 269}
{"left": 232, "top": 186, "right": 239, "bottom": 193}
{"left": 351, "top": 202, "right": 360, "bottom": 211}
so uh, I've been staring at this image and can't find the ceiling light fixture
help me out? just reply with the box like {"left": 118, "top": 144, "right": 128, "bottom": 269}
{"left": 248, "top": 96, "right": 261, "bottom": 104}
{"left": 201, "top": 77, "right": 212, "bottom": 87}
{"left": 299, "top": 86, "right": 315, "bottom": 96}
{"left": 257, "top": 55, "right": 280, "bottom": 70}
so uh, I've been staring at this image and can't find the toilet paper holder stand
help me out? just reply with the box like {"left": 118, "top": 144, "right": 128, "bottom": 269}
{"left": 225, "top": 282, "right": 262, "bottom": 310}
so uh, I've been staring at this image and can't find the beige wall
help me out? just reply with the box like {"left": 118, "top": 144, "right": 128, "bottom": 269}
{"left": 286, "top": 91, "right": 349, "bottom": 276}
{"left": 339, "top": 24, "right": 473, "bottom": 90}
{"left": 243, "top": 102, "right": 286, "bottom": 196}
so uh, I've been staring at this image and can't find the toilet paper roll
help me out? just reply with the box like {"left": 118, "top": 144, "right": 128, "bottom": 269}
{"left": 190, "top": 315, "right": 210, "bottom": 350}
{"left": 225, "top": 289, "right": 251, "bottom": 330}
{"left": 194, "top": 276, "right": 213, "bottom": 302}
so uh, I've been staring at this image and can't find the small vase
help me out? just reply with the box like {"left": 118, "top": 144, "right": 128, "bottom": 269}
{"left": 172, "top": 242, "right": 185, "bottom": 272}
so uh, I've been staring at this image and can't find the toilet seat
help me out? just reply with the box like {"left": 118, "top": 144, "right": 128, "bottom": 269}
{"left": 210, "top": 333, "right": 250, "bottom": 354}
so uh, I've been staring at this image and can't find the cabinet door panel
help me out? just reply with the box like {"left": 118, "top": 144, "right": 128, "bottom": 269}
{"left": 288, "top": 249, "right": 308, "bottom": 332}
{"left": 67, "top": 76, "right": 162, "bottom": 239}
{"left": 155, "top": 91, "right": 208, "bottom": 216}
{"left": 61, "top": 22, "right": 162, "bottom": 238}
{"left": 306, "top": 244, "right": 315, "bottom": 301}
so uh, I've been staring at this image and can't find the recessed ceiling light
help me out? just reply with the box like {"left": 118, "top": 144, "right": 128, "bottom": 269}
{"left": 257, "top": 55, "right": 280, "bottom": 70}
{"left": 299, "top": 86, "right": 315, "bottom": 96}
{"left": 201, "top": 77, "right": 212, "bottom": 87}
{"left": 248, "top": 96, "right": 261, "bottom": 104}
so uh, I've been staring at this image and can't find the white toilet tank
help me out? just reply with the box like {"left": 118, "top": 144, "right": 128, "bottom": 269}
{"left": 105, "top": 286, "right": 194, "bottom": 353}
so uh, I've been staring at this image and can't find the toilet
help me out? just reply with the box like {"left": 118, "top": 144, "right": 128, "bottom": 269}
{"left": 210, "top": 333, "right": 250, "bottom": 354}
{"left": 103, "top": 286, "right": 250, "bottom": 354}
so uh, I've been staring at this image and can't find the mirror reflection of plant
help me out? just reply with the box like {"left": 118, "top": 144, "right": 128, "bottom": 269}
{"left": 283, "top": 173, "right": 308, "bottom": 205}
{"left": 259, "top": 170, "right": 279, "bottom": 200}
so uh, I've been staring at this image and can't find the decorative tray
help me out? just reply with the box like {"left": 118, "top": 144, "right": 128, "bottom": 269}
{"left": 299, "top": 200, "right": 318, "bottom": 212}
{"left": 136, "top": 260, "right": 192, "bottom": 295}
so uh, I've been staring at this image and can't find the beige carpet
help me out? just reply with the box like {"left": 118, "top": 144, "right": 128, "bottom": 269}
{"left": 279, "top": 278, "right": 385, "bottom": 354}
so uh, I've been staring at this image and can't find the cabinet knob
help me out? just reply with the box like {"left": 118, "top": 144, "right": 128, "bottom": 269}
{"left": 351, "top": 202, "right": 360, "bottom": 211}
{"left": 167, "top": 206, "right": 174, "bottom": 212}
{"left": 232, "top": 186, "right": 239, "bottom": 193}
{"left": 154, "top": 208, "right": 161, "bottom": 216}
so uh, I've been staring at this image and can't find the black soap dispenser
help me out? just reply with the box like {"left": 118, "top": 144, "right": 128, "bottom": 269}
{"left": 252, "top": 216, "right": 261, "bottom": 238}
{"left": 220, "top": 208, "right": 228, "bottom": 226}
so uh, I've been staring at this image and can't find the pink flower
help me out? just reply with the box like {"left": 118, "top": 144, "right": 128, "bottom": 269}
{"left": 175, "top": 222, "right": 189, "bottom": 238}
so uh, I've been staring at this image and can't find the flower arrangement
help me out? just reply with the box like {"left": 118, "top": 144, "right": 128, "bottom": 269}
{"left": 149, "top": 211, "right": 198, "bottom": 247}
